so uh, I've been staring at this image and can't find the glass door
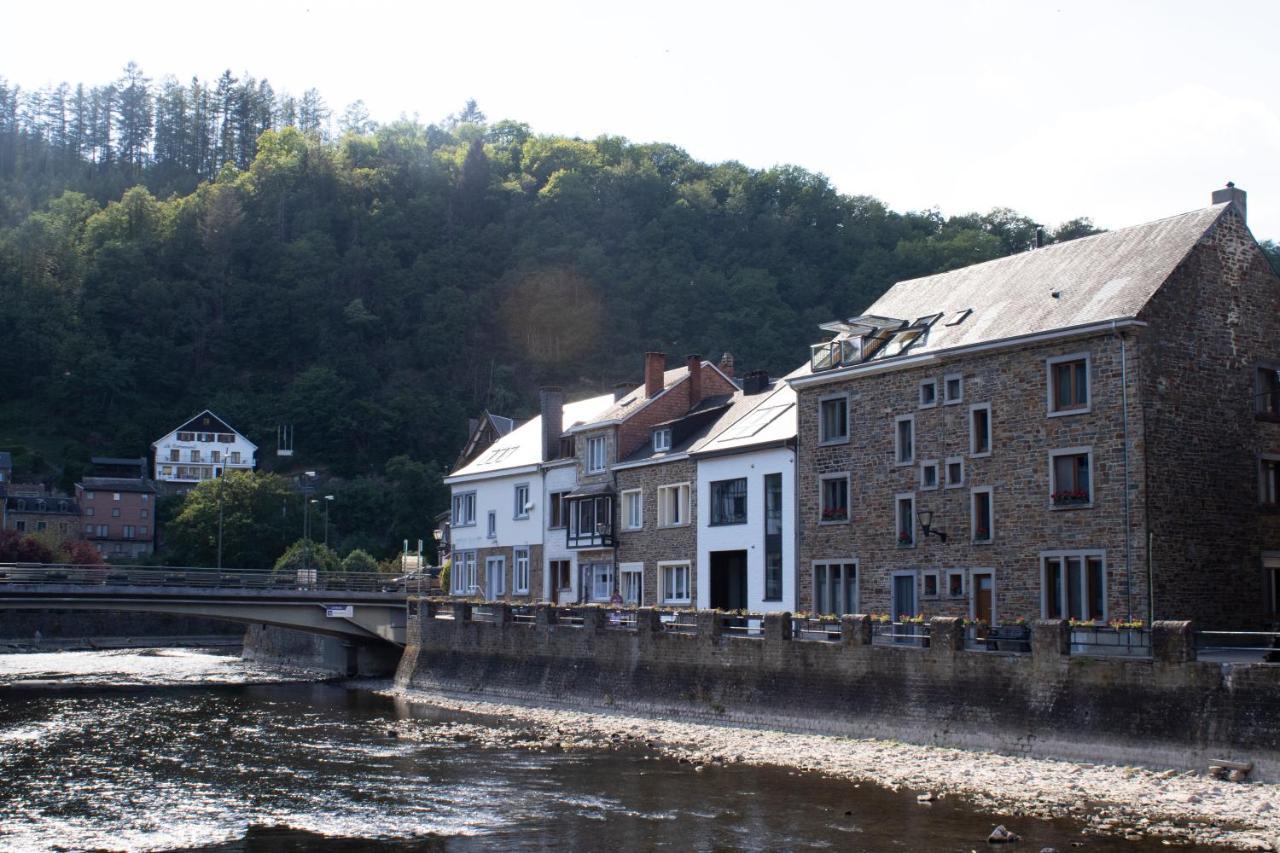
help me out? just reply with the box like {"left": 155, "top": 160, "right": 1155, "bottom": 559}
{"left": 484, "top": 556, "right": 505, "bottom": 600}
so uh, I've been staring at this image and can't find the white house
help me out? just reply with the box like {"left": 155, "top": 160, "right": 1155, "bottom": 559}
{"left": 692, "top": 374, "right": 798, "bottom": 612}
{"left": 151, "top": 410, "right": 257, "bottom": 485}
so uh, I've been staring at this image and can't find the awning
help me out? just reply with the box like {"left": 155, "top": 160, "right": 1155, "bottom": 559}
{"left": 565, "top": 482, "right": 615, "bottom": 500}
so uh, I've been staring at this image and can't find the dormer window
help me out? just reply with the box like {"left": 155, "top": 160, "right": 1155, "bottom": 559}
{"left": 653, "top": 428, "right": 672, "bottom": 453}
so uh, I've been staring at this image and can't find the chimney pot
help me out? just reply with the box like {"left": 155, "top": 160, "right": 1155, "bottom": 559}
{"left": 1211, "top": 182, "right": 1247, "bottom": 223}
{"left": 718, "top": 352, "right": 735, "bottom": 379}
{"left": 644, "top": 352, "right": 666, "bottom": 399}
{"left": 539, "top": 387, "right": 564, "bottom": 462}
{"left": 686, "top": 354, "right": 703, "bottom": 409}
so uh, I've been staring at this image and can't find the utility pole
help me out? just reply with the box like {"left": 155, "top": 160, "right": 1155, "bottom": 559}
{"left": 323, "top": 494, "right": 334, "bottom": 548}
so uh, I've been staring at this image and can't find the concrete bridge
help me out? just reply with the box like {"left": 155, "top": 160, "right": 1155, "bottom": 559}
{"left": 0, "top": 563, "right": 409, "bottom": 646}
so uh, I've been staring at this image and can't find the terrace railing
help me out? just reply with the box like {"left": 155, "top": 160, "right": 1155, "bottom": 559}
{"left": 790, "top": 617, "right": 841, "bottom": 642}
{"left": 1068, "top": 625, "right": 1151, "bottom": 657}
{"left": 871, "top": 620, "right": 930, "bottom": 648}
{"left": 1195, "top": 630, "right": 1280, "bottom": 663}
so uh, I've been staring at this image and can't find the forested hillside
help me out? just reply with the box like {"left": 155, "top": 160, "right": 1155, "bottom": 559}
{"left": 0, "top": 64, "right": 1208, "bottom": 558}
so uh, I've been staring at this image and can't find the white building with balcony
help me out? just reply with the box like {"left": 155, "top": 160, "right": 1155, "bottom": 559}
{"left": 151, "top": 410, "right": 257, "bottom": 486}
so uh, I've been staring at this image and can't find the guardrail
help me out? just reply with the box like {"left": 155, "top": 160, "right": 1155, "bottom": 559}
{"left": 871, "top": 621, "right": 930, "bottom": 647}
{"left": 0, "top": 561, "right": 407, "bottom": 594}
{"left": 791, "top": 617, "right": 840, "bottom": 642}
{"left": 720, "top": 614, "right": 764, "bottom": 638}
{"left": 1196, "top": 630, "right": 1280, "bottom": 662}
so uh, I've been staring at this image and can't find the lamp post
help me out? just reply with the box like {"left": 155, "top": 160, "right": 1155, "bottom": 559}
{"left": 323, "top": 495, "right": 334, "bottom": 549}
{"left": 217, "top": 470, "right": 227, "bottom": 570}
{"left": 301, "top": 471, "right": 316, "bottom": 574}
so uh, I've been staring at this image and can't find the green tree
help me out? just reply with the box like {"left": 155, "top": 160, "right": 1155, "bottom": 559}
{"left": 165, "top": 471, "right": 297, "bottom": 569}
{"left": 341, "top": 548, "right": 379, "bottom": 574}
{"left": 273, "top": 538, "right": 340, "bottom": 575}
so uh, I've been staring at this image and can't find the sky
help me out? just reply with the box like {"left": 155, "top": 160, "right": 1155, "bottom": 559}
{"left": 8, "top": 0, "right": 1280, "bottom": 239}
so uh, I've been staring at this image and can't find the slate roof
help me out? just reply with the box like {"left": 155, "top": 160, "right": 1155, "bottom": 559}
{"left": 692, "top": 373, "right": 798, "bottom": 456}
{"left": 80, "top": 477, "right": 158, "bottom": 494}
{"left": 5, "top": 496, "right": 80, "bottom": 515}
{"left": 616, "top": 395, "right": 735, "bottom": 466}
{"left": 796, "top": 203, "right": 1231, "bottom": 380}
{"left": 153, "top": 410, "right": 257, "bottom": 449}
{"left": 447, "top": 393, "right": 616, "bottom": 480}
{"left": 570, "top": 361, "right": 733, "bottom": 431}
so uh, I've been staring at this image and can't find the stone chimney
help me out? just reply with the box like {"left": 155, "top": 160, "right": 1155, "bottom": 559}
{"left": 613, "top": 382, "right": 632, "bottom": 402}
{"left": 1212, "top": 182, "right": 1247, "bottom": 223}
{"left": 718, "top": 352, "right": 734, "bottom": 379}
{"left": 686, "top": 354, "right": 703, "bottom": 409}
{"left": 644, "top": 352, "right": 666, "bottom": 399}
{"left": 539, "top": 387, "right": 564, "bottom": 462}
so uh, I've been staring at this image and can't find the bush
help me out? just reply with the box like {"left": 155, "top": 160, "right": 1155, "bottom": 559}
{"left": 340, "top": 548, "right": 378, "bottom": 574}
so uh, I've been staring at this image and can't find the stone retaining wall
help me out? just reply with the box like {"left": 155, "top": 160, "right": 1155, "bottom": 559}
{"left": 399, "top": 600, "right": 1280, "bottom": 781}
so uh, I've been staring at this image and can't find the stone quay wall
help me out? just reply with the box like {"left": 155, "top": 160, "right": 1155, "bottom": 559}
{"left": 399, "top": 599, "right": 1280, "bottom": 781}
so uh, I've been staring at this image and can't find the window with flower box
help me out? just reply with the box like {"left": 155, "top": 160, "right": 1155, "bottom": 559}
{"left": 895, "top": 493, "right": 915, "bottom": 546}
{"left": 971, "top": 487, "right": 993, "bottom": 543}
{"left": 819, "top": 474, "right": 850, "bottom": 523}
{"left": 1049, "top": 447, "right": 1092, "bottom": 507}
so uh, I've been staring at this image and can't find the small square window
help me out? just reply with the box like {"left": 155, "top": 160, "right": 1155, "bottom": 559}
{"left": 1047, "top": 353, "right": 1090, "bottom": 415}
{"left": 653, "top": 428, "right": 672, "bottom": 452}
{"left": 920, "top": 461, "right": 939, "bottom": 490}
{"left": 919, "top": 379, "right": 937, "bottom": 408}
{"left": 946, "top": 571, "right": 965, "bottom": 598}
{"left": 943, "top": 374, "right": 963, "bottom": 405}
{"left": 945, "top": 457, "right": 964, "bottom": 488}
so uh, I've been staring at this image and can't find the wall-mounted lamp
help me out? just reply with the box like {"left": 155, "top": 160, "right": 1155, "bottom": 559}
{"left": 917, "top": 509, "right": 947, "bottom": 543}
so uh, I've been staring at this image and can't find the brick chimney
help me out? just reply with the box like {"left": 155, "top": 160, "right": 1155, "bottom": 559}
{"left": 718, "top": 352, "right": 734, "bottom": 379}
{"left": 539, "top": 387, "right": 564, "bottom": 461}
{"left": 686, "top": 354, "right": 703, "bottom": 409}
{"left": 644, "top": 352, "right": 666, "bottom": 399}
{"left": 1211, "top": 182, "right": 1247, "bottom": 223}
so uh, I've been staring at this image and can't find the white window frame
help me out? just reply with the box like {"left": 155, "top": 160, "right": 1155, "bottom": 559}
{"left": 919, "top": 460, "right": 939, "bottom": 491}
{"left": 943, "top": 372, "right": 963, "bottom": 405}
{"left": 818, "top": 472, "right": 851, "bottom": 524}
{"left": 895, "top": 492, "right": 916, "bottom": 547}
{"left": 659, "top": 560, "right": 692, "bottom": 604}
{"left": 1039, "top": 550, "right": 1107, "bottom": 621}
{"left": 621, "top": 488, "right": 644, "bottom": 530}
{"left": 619, "top": 562, "right": 644, "bottom": 606}
{"left": 818, "top": 393, "right": 850, "bottom": 445}
{"left": 946, "top": 569, "right": 966, "bottom": 599}
{"left": 811, "top": 560, "right": 860, "bottom": 616}
{"left": 657, "top": 483, "right": 691, "bottom": 528}
{"left": 452, "top": 491, "right": 476, "bottom": 527}
{"left": 513, "top": 548, "right": 530, "bottom": 594}
{"left": 969, "top": 403, "right": 992, "bottom": 457}
{"left": 1046, "top": 351, "right": 1092, "bottom": 417}
{"left": 921, "top": 569, "right": 940, "bottom": 599}
{"left": 485, "top": 554, "right": 506, "bottom": 598}
{"left": 918, "top": 378, "right": 938, "bottom": 408}
{"left": 652, "top": 428, "right": 672, "bottom": 452}
{"left": 1260, "top": 455, "right": 1280, "bottom": 507}
{"left": 486, "top": 510, "right": 497, "bottom": 538}
{"left": 453, "top": 550, "right": 478, "bottom": 595}
{"left": 944, "top": 455, "right": 965, "bottom": 489}
{"left": 1049, "top": 446, "right": 1094, "bottom": 509}
{"left": 587, "top": 435, "right": 608, "bottom": 473}
{"left": 894, "top": 414, "right": 915, "bottom": 466}
{"left": 513, "top": 483, "right": 530, "bottom": 519}
{"left": 589, "top": 562, "right": 615, "bottom": 602}
{"left": 970, "top": 486, "right": 994, "bottom": 544}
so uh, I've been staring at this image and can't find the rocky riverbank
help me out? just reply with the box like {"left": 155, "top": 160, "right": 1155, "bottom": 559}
{"left": 383, "top": 685, "right": 1279, "bottom": 851}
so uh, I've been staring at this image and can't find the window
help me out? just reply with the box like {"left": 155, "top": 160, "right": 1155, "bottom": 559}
{"left": 622, "top": 489, "right": 643, "bottom": 530}
{"left": 84, "top": 523, "right": 94, "bottom": 535}
{"left": 97, "top": 525, "right": 108, "bottom": 538}
{"left": 169, "top": 449, "right": 180, "bottom": 462}
{"left": 514, "top": 483, "right": 530, "bottom": 519}
{"left": 229, "top": 452, "right": 241, "bottom": 464}
{"left": 764, "top": 473, "right": 784, "bottom": 601}
{"left": 140, "top": 494, "right": 149, "bottom": 503}
{"left": 177, "top": 431, "right": 194, "bottom": 441}
{"left": 485, "top": 555, "right": 505, "bottom": 598}
{"left": 819, "top": 395, "right": 849, "bottom": 444}
{"left": 219, "top": 433, "right": 234, "bottom": 443}
{"left": 943, "top": 373, "right": 963, "bottom": 405}
{"left": 452, "top": 491, "right": 476, "bottom": 526}
{"left": 652, "top": 428, "right": 672, "bottom": 452}
{"left": 140, "top": 508, "right": 149, "bottom": 519}
{"left": 590, "top": 562, "right": 615, "bottom": 602}
{"left": 1047, "top": 353, "right": 1090, "bottom": 415}
{"left": 946, "top": 570, "right": 965, "bottom": 598}
{"left": 1050, "top": 448, "right": 1092, "bottom": 507}
{"left": 920, "top": 461, "right": 939, "bottom": 490}
{"left": 86, "top": 491, "right": 95, "bottom": 500}
{"left": 551, "top": 560, "right": 572, "bottom": 592}
{"left": 710, "top": 478, "right": 748, "bottom": 525}
{"left": 970, "top": 404, "right": 991, "bottom": 456}
{"left": 919, "top": 379, "right": 937, "bottom": 408}
{"left": 819, "top": 474, "right": 849, "bottom": 523}
{"left": 945, "top": 456, "right": 964, "bottom": 489}
{"left": 139, "top": 526, "right": 148, "bottom": 537}
{"left": 14, "top": 521, "right": 26, "bottom": 532}
{"left": 660, "top": 561, "right": 691, "bottom": 604}
{"left": 922, "top": 571, "right": 939, "bottom": 598}
{"left": 112, "top": 492, "right": 121, "bottom": 501}
{"left": 111, "top": 508, "right": 121, "bottom": 518}
{"left": 1042, "top": 552, "right": 1106, "bottom": 621}
{"left": 657, "top": 483, "right": 690, "bottom": 527}
{"left": 812, "top": 562, "right": 857, "bottom": 616}
{"left": 895, "top": 415, "right": 914, "bottom": 465}
{"left": 587, "top": 436, "right": 608, "bottom": 473}
{"left": 548, "top": 491, "right": 569, "bottom": 529}
{"left": 486, "top": 510, "right": 497, "bottom": 538}
{"left": 211, "top": 450, "right": 222, "bottom": 463}
{"left": 513, "top": 548, "right": 530, "bottom": 594}
{"left": 453, "top": 551, "right": 477, "bottom": 594}
{"left": 567, "top": 496, "right": 614, "bottom": 547}
{"left": 123, "top": 525, "right": 136, "bottom": 540}
{"left": 971, "top": 487, "right": 993, "bottom": 543}
{"left": 85, "top": 507, "right": 95, "bottom": 517}
{"left": 620, "top": 564, "right": 643, "bottom": 605}
{"left": 190, "top": 449, "right": 202, "bottom": 463}
{"left": 1261, "top": 456, "right": 1280, "bottom": 507}
{"left": 1257, "top": 367, "right": 1280, "bottom": 417}
{"left": 896, "top": 493, "right": 915, "bottom": 546}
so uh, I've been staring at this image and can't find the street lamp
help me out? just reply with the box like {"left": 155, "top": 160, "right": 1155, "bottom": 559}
{"left": 917, "top": 509, "right": 948, "bottom": 543}
{"left": 323, "top": 495, "right": 334, "bottom": 548}
{"left": 301, "top": 471, "right": 317, "bottom": 573}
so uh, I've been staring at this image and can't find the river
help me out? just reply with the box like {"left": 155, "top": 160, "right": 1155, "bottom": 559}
{"left": 0, "top": 648, "right": 1203, "bottom": 851}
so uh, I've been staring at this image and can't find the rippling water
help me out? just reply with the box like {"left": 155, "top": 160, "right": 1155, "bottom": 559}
{"left": 0, "top": 649, "right": 1194, "bottom": 852}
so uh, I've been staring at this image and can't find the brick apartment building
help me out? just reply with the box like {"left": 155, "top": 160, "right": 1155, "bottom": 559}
{"left": 76, "top": 477, "right": 158, "bottom": 559}
{"left": 791, "top": 186, "right": 1280, "bottom": 627}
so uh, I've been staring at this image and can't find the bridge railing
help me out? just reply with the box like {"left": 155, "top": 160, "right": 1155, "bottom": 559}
{"left": 0, "top": 561, "right": 407, "bottom": 594}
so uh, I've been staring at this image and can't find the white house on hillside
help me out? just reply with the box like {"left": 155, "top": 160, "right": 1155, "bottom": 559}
{"left": 152, "top": 410, "right": 257, "bottom": 486}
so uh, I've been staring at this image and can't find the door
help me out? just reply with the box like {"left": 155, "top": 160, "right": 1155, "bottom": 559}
{"left": 588, "top": 563, "right": 614, "bottom": 602}
{"left": 710, "top": 550, "right": 748, "bottom": 610}
{"left": 620, "top": 565, "right": 643, "bottom": 606}
{"left": 972, "top": 572, "right": 994, "bottom": 636}
{"left": 484, "top": 556, "right": 505, "bottom": 600}
{"left": 892, "top": 573, "right": 917, "bottom": 620}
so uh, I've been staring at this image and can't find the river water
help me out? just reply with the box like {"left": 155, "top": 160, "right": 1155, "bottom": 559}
{"left": 0, "top": 648, "right": 1198, "bottom": 852}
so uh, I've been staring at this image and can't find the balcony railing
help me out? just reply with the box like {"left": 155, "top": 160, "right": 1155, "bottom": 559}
{"left": 871, "top": 620, "right": 930, "bottom": 647}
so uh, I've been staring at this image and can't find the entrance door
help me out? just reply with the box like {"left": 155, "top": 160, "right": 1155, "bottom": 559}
{"left": 484, "top": 556, "right": 505, "bottom": 600}
{"left": 972, "top": 571, "right": 994, "bottom": 634}
{"left": 892, "top": 573, "right": 917, "bottom": 620}
{"left": 710, "top": 550, "right": 748, "bottom": 610}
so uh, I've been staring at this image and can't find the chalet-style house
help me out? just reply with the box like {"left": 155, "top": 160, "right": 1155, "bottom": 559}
{"left": 151, "top": 410, "right": 257, "bottom": 488}
{"left": 75, "top": 477, "right": 158, "bottom": 558}
{"left": 790, "top": 186, "right": 1279, "bottom": 627}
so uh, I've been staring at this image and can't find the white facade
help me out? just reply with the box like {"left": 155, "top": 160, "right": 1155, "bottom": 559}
{"left": 151, "top": 410, "right": 257, "bottom": 484}
{"left": 448, "top": 466, "right": 544, "bottom": 597}
{"left": 541, "top": 460, "right": 580, "bottom": 602}
{"left": 695, "top": 446, "right": 797, "bottom": 612}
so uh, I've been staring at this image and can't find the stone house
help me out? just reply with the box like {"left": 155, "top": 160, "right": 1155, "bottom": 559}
{"left": 2, "top": 493, "right": 81, "bottom": 539}
{"left": 790, "top": 186, "right": 1280, "bottom": 628}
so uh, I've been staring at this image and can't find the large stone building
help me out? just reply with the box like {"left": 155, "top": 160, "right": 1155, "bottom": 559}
{"left": 791, "top": 186, "right": 1280, "bottom": 627}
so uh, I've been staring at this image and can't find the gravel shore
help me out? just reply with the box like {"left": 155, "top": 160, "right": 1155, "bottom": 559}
{"left": 384, "top": 685, "right": 1279, "bottom": 850}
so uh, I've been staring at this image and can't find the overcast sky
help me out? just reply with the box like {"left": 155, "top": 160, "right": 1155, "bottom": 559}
{"left": 9, "top": 0, "right": 1280, "bottom": 239}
